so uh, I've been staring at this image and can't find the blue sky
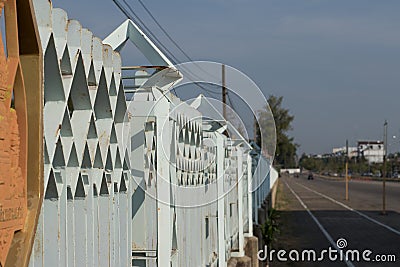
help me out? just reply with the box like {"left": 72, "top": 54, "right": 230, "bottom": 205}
{"left": 54, "top": 0, "right": 400, "bottom": 154}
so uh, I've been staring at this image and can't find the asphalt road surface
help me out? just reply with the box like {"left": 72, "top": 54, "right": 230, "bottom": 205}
{"left": 270, "top": 174, "right": 400, "bottom": 267}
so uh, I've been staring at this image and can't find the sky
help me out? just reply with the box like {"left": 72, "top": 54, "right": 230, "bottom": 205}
{"left": 53, "top": 0, "right": 400, "bottom": 155}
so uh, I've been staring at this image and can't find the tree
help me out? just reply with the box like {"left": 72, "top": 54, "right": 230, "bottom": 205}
{"left": 255, "top": 95, "right": 297, "bottom": 168}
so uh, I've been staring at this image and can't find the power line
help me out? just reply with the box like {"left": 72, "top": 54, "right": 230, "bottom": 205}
{"left": 134, "top": 0, "right": 221, "bottom": 82}
{"left": 131, "top": 0, "right": 219, "bottom": 90}
{"left": 113, "top": 0, "right": 221, "bottom": 98}
{"left": 115, "top": 0, "right": 208, "bottom": 98}
{"left": 193, "top": 82, "right": 222, "bottom": 95}
{"left": 113, "top": 0, "right": 181, "bottom": 97}
{"left": 136, "top": 0, "right": 193, "bottom": 62}
{"left": 127, "top": 4, "right": 241, "bottom": 121}
{"left": 113, "top": 0, "right": 180, "bottom": 64}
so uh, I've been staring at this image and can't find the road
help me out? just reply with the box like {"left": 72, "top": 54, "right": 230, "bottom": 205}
{"left": 270, "top": 174, "right": 400, "bottom": 267}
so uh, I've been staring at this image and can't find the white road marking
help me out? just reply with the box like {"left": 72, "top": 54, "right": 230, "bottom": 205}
{"left": 295, "top": 181, "right": 400, "bottom": 236}
{"left": 284, "top": 181, "right": 355, "bottom": 267}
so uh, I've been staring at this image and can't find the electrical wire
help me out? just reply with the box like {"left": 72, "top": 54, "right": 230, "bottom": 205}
{"left": 113, "top": 0, "right": 180, "bottom": 64}
{"left": 113, "top": 0, "right": 222, "bottom": 98}
{"left": 136, "top": 0, "right": 193, "bottom": 62}
{"left": 113, "top": 0, "right": 181, "bottom": 96}
{"left": 193, "top": 82, "right": 222, "bottom": 95}
{"left": 135, "top": 0, "right": 221, "bottom": 82}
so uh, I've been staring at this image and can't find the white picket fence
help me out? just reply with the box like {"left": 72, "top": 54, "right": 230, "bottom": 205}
{"left": 28, "top": 1, "right": 278, "bottom": 266}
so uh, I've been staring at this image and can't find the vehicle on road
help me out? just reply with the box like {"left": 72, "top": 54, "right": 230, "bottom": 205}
{"left": 308, "top": 173, "right": 314, "bottom": 180}
{"left": 373, "top": 171, "right": 382, "bottom": 177}
{"left": 362, "top": 172, "right": 373, "bottom": 177}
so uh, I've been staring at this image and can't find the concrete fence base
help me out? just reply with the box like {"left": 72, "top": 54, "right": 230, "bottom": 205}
{"left": 251, "top": 179, "right": 280, "bottom": 267}
{"left": 227, "top": 235, "right": 259, "bottom": 267}
{"left": 245, "top": 236, "right": 259, "bottom": 267}
{"left": 228, "top": 256, "right": 252, "bottom": 267}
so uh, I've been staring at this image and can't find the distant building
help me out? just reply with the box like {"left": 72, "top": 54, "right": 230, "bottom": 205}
{"left": 280, "top": 168, "right": 301, "bottom": 174}
{"left": 332, "top": 146, "right": 358, "bottom": 158}
{"left": 357, "top": 140, "right": 385, "bottom": 163}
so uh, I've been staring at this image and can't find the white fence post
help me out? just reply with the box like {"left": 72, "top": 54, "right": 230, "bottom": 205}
{"left": 216, "top": 133, "right": 226, "bottom": 266}
{"left": 246, "top": 154, "right": 253, "bottom": 237}
{"left": 155, "top": 98, "right": 172, "bottom": 267}
{"left": 233, "top": 147, "right": 245, "bottom": 257}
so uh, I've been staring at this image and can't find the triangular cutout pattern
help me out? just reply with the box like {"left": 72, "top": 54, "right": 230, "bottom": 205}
{"left": 45, "top": 170, "right": 59, "bottom": 200}
{"left": 81, "top": 144, "right": 92, "bottom": 169}
{"left": 99, "top": 173, "right": 109, "bottom": 196}
{"left": 88, "top": 61, "right": 97, "bottom": 86}
{"left": 109, "top": 74, "right": 117, "bottom": 96}
{"left": 74, "top": 175, "right": 86, "bottom": 199}
{"left": 110, "top": 124, "right": 117, "bottom": 144}
{"left": 94, "top": 69, "right": 112, "bottom": 119}
{"left": 53, "top": 138, "right": 66, "bottom": 168}
{"left": 67, "top": 143, "right": 79, "bottom": 167}
{"left": 123, "top": 154, "right": 130, "bottom": 171}
{"left": 190, "top": 130, "right": 196, "bottom": 146}
{"left": 44, "top": 34, "right": 65, "bottom": 103}
{"left": 69, "top": 53, "right": 91, "bottom": 111}
{"left": 115, "top": 148, "right": 122, "bottom": 169}
{"left": 114, "top": 82, "right": 127, "bottom": 123}
{"left": 93, "top": 144, "right": 103, "bottom": 169}
{"left": 60, "top": 46, "right": 73, "bottom": 75}
{"left": 119, "top": 173, "right": 127, "bottom": 193}
{"left": 61, "top": 108, "right": 73, "bottom": 137}
{"left": 184, "top": 127, "right": 190, "bottom": 144}
{"left": 87, "top": 114, "right": 98, "bottom": 139}
{"left": 105, "top": 148, "right": 113, "bottom": 171}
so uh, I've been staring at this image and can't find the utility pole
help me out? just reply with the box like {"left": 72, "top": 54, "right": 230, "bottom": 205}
{"left": 222, "top": 64, "right": 227, "bottom": 120}
{"left": 382, "top": 120, "right": 388, "bottom": 215}
{"left": 345, "top": 139, "right": 349, "bottom": 201}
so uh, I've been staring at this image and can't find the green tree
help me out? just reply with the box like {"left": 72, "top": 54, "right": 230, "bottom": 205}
{"left": 256, "top": 95, "right": 297, "bottom": 168}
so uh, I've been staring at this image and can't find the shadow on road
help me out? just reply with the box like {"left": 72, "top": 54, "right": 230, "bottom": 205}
{"left": 267, "top": 177, "right": 400, "bottom": 267}
{"left": 269, "top": 210, "right": 400, "bottom": 267}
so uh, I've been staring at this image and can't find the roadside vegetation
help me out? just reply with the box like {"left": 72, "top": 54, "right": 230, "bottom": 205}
{"left": 261, "top": 208, "right": 280, "bottom": 249}
{"left": 256, "top": 95, "right": 298, "bottom": 170}
{"left": 299, "top": 153, "right": 400, "bottom": 178}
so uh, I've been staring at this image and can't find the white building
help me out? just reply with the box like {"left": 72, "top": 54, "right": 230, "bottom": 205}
{"left": 358, "top": 140, "right": 385, "bottom": 163}
{"left": 280, "top": 168, "right": 301, "bottom": 174}
{"left": 332, "top": 146, "right": 358, "bottom": 158}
